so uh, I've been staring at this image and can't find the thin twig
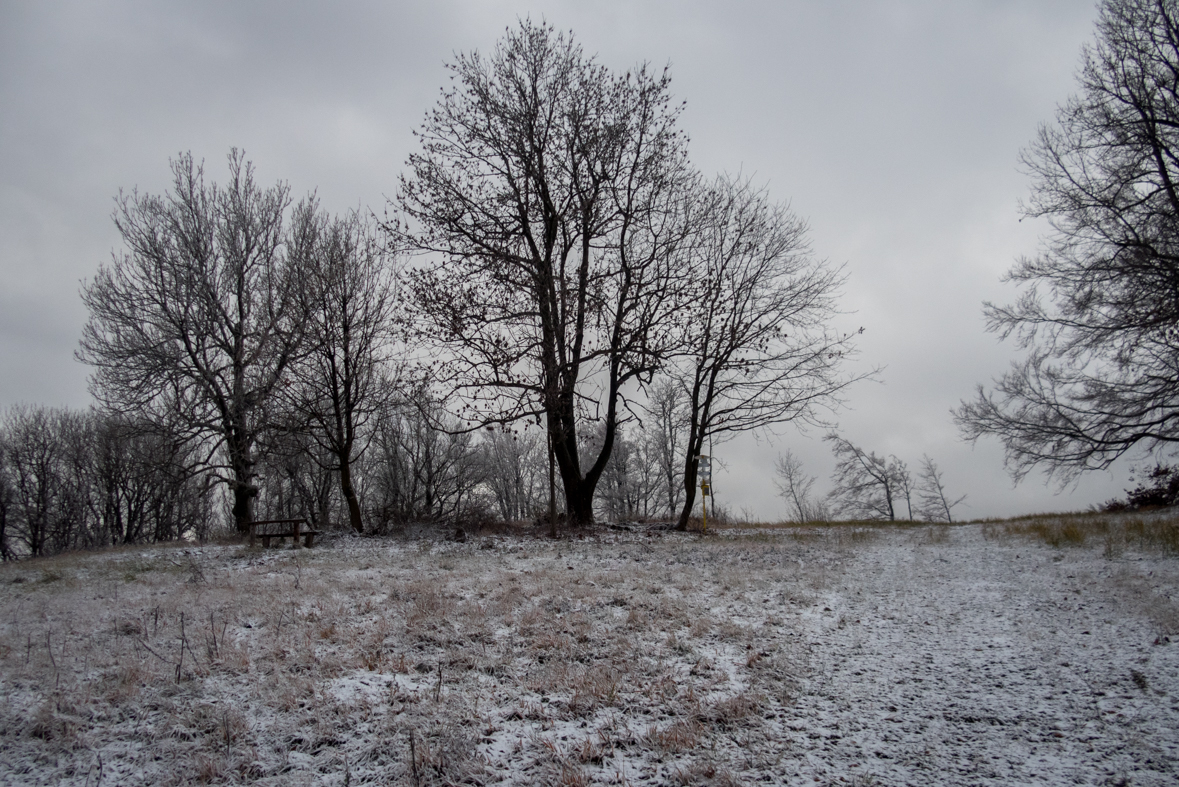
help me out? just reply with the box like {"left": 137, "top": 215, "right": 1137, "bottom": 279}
{"left": 208, "top": 611, "right": 219, "bottom": 660}
{"left": 84, "top": 750, "right": 103, "bottom": 787}
{"left": 135, "top": 638, "right": 170, "bottom": 664}
{"left": 410, "top": 729, "right": 421, "bottom": 787}
{"left": 46, "top": 631, "right": 59, "bottom": 688}
{"left": 176, "top": 615, "right": 184, "bottom": 683}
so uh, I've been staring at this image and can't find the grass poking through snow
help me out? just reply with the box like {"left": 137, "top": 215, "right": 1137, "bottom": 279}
{"left": 2, "top": 512, "right": 1177, "bottom": 785}
{"left": 0, "top": 530, "right": 833, "bottom": 785}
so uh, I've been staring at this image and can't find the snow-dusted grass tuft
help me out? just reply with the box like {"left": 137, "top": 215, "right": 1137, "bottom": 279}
{"left": 2, "top": 516, "right": 1178, "bottom": 785}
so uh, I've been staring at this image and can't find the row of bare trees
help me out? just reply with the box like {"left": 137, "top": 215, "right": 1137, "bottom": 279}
{"left": 0, "top": 406, "right": 215, "bottom": 559}
{"left": 0, "top": 397, "right": 527, "bottom": 559}
{"left": 77, "top": 152, "right": 405, "bottom": 536}
{"left": 775, "top": 437, "right": 966, "bottom": 524}
{"left": 62, "top": 20, "right": 861, "bottom": 541}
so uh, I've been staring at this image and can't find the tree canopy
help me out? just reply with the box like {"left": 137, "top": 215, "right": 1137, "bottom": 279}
{"left": 78, "top": 151, "right": 310, "bottom": 531}
{"left": 958, "top": 0, "right": 1179, "bottom": 479}
{"left": 394, "top": 19, "right": 692, "bottom": 525}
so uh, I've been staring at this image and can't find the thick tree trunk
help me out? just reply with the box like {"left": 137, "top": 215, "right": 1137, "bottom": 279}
{"left": 339, "top": 458, "right": 364, "bottom": 534}
{"left": 229, "top": 437, "right": 257, "bottom": 534}
{"left": 564, "top": 479, "right": 596, "bottom": 527}
{"left": 548, "top": 409, "right": 604, "bottom": 528}
{"left": 675, "top": 492, "right": 695, "bottom": 531}
{"left": 231, "top": 481, "right": 256, "bottom": 534}
{"left": 675, "top": 432, "right": 706, "bottom": 531}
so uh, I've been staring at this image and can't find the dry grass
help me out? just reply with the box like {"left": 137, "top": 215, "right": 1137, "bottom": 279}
{"left": 982, "top": 509, "right": 1179, "bottom": 554}
{"left": 0, "top": 530, "right": 831, "bottom": 785}
{"left": 6, "top": 510, "right": 1171, "bottom": 784}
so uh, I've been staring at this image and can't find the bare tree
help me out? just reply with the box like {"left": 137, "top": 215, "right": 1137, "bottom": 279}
{"left": 957, "top": 0, "right": 1179, "bottom": 479}
{"left": 481, "top": 427, "right": 546, "bottom": 522}
{"left": 672, "top": 175, "right": 862, "bottom": 530}
{"left": 87, "top": 412, "right": 215, "bottom": 545}
{"left": 825, "top": 434, "right": 909, "bottom": 521}
{"left": 774, "top": 449, "right": 826, "bottom": 523}
{"left": 394, "top": 20, "right": 692, "bottom": 526}
{"left": 79, "top": 151, "right": 310, "bottom": 532}
{"left": 643, "top": 378, "right": 688, "bottom": 517}
{"left": 366, "top": 392, "right": 487, "bottom": 527}
{"left": 1, "top": 406, "right": 91, "bottom": 555}
{"left": 285, "top": 209, "right": 398, "bottom": 533}
{"left": 256, "top": 428, "right": 337, "bottom": 527}
{"left": 0, "top": 440, "right": 11, "bottom": 561}
{"left": 595, "top": 423, "right": 662, "bottom": 521}
{"left": 0, "top": 406, "right": 214, "bottom": 556}
{"left": 915, "top": 455, "right": 966, "bottom": 523}
{"left": 893, "top": 457, "right": 915, "bottom": 521}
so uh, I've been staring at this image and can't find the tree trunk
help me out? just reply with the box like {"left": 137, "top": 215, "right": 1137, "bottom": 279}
{"left": 231, "top": 481, "right": 256, "bottom": 534}
{"left": 676, "top": 486, "right": 697, "bottom": 531}
{"left": 564, "top": 478, "right": 596, "bottom": 527}
{"left": 675, "top": 432, "right": 706, "bottom": 531}
{"left": 229, "top": 440, "right": 257, "bottom": 533}
{"left": 548, "top": 401, "right": 595, "bottom": 527}
{"left": 548, "top": 431, "right": 557, "bottom": 537}
{"left": 339, "top": 457, "right": 364, "bottom": 534}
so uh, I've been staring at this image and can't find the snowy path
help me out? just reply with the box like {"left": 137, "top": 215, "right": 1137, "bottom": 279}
{"left": 784, "top": 526, "right": 1179, "bottom": 785}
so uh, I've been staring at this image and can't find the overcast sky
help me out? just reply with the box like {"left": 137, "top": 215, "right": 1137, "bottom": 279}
{"left": 2, "top": 0, "right": 1142, "bottom": 520}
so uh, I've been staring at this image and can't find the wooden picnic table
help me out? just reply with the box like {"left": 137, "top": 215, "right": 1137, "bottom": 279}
{"left": 248, "top": 518, "right": 321, "bottom": 548}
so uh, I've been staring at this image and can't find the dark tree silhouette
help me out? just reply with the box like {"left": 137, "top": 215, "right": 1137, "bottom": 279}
{"left": 671, "top": 175, "right": 861, "bottom": 530}
{"left": 79, "top": 151, "right": 310, "bottom": 532}
{"left": 958, "top": 0, "right": 1179, "bottom": 478}
{"left": 825, "top": 434, "right": 910, "bottom": 521}
{"left": 394, "top": 20, "right": 691, "bottom": 526}
{"left": 774, "top": 449, "right": 826, "bottom": 523}
{"left": 915, "top": 455, "right": 966, "bottom": 523}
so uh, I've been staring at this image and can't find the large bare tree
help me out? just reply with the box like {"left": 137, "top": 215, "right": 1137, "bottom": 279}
{"left": 957, "top": 0, "right": 1179, "bottom": 478}
{"left": 283, "top": 209, "right": 398, "bottom": 533}
{"left": 671, "top": 175, "right": 861, "bottom": 530}
{"left": 394, "top": 20, "right": 691, "bottom": 525}
{"left": 79, "top": 150, "right": 309, "bottom": 532}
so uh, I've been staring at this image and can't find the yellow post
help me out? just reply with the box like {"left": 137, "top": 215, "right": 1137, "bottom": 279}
{"left": 696, "top": 454, "right": 712, "bottom": 533}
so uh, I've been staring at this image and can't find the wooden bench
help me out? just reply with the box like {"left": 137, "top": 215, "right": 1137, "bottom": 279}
{"left": 248, "top": 518, "right": 321, "bottom": 548}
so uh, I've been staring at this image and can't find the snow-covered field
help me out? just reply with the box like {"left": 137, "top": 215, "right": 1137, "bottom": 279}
{"left": 1, "top": 518, "right": 1177, "bottom": 785}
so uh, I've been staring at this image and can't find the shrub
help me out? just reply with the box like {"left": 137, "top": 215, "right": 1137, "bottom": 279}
{"left": 1106, "top": 464, "right": 1179, "bottom": 511}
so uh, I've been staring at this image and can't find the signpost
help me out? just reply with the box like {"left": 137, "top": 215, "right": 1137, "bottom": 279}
{"left": 697, "top": 455, "right": 711, "bottom": 531}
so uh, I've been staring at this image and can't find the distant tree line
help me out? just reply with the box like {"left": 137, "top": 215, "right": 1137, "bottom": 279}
{"left": 0, "top": 380, "right": 707, "bottom": 558}
{"left": 0, "top": 406, "right": 214, "bottom": 559}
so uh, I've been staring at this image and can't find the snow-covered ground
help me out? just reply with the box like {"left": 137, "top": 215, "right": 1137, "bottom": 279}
{"left": 0, "top": 520, "right": 1176, "bottom": 785}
